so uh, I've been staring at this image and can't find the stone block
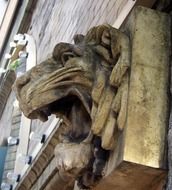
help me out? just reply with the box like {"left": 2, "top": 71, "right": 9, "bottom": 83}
{"left": 94, "top": 6, "right": 171, "bottom": 190}
{"left": 124, "top": 5, "right": 170, "bottom": 169}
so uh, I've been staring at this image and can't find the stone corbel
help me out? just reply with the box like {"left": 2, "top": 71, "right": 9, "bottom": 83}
{"left": 13, "top": 6, "right": 171, "bottom": 190}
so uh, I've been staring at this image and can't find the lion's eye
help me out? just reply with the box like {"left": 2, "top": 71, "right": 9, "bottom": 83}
{"left": 62, "top": 52, "right": 74, "bottom": 66}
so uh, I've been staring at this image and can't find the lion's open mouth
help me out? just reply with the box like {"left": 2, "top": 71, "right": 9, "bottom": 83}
{"left": 32, "top": 85, "right": 92, "bottom": 120}
{"left": 29, "top": 85, "right": 92, "bottom": 142}
{"left": 15, "top": 64, "right": 93, "bottom": 124}
{"left": 14, "top": 63, "right": 93, "bottom": 142}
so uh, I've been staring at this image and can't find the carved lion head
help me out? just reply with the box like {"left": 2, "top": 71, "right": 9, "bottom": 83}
{"left": 13, "top": 24, "right": 130, "bottom": 188}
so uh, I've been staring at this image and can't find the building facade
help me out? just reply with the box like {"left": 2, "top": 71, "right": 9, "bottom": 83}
{"left": 0, "top": 0, "right": 171, "bottom": 189}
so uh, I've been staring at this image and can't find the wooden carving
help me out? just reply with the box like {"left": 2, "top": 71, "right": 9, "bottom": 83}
{"left": 13, "top": 25, "right": 130, "bottom": 189}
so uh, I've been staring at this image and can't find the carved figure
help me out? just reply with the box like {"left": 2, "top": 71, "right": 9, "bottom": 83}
{"left": 13, "top": 24, "right": 130, "bottom": 189}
